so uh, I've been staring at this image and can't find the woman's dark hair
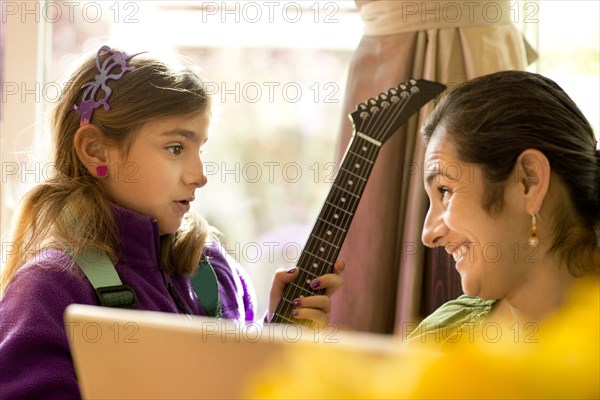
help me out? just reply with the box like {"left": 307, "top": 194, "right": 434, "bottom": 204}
{"left": 422, "top": 70, "right": 599, "bottom": 275}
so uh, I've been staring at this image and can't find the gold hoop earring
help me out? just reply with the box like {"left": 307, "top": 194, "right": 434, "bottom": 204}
{"left": 528, "top": 213, "right": 539, "bottom": 248}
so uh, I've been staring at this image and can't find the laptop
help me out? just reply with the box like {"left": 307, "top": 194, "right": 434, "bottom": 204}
{"left": 64, "top": 304, "right": 403, "bottom": 399}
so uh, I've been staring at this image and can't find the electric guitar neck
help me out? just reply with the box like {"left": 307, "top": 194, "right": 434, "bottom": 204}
{"left": 271, "top": 79, "right": 446, "bottom": 326}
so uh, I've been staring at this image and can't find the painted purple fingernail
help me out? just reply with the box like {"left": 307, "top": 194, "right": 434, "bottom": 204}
{"left": 287, "top": 267, "right": 297, "bottom": 274}
{"left": 292, "top": 309, "right": 299, "bottom": 316}
{"left": 293, "top": 299, "right": 301, "bottom": 307}
{"left": 310, "top": 280, "right": 321, "bottom": 289}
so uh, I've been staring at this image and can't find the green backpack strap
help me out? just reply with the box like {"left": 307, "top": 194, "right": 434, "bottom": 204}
{"left": 73, "top": 247, "right": 137, "bottom": 309}
{"left": 189, "top": 255, "right": 222, "bottom": 318}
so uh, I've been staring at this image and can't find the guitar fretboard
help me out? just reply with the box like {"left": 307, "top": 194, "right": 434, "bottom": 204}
{"left": 271, "top": 135, "right": 381, "bottom": 325}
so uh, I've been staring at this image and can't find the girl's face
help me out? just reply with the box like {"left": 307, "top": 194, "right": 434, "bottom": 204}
{"left": 421, "top": 126, "right": 531, "bottom": 300}
{"left": 103, "top": 112, "right": 209, "bottom": 235}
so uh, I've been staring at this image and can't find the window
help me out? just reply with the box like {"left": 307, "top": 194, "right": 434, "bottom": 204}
{"left": 2, "top": 1, "right": 361, "bottom": 315}
{"left": 2, "top": 0, "right": 597, "bottom": 315}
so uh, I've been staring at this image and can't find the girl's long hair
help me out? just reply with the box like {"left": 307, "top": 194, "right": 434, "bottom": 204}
{"left": 1, "top": 48, "right": 212, "bottom": 295}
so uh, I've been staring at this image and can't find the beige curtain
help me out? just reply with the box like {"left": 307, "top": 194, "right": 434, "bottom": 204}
{"left": 331, "top": 0, "right": 537, "bottom": 334}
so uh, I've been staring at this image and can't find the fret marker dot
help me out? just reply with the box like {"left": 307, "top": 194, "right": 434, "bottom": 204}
{"left": 362, "top": 146, "right": 367, "bottom": 151}
{"left": 319, "top": 247, "right": 324, "bottom": 252}
{"left": 334, "top": 214, "right": 339, "bottom": 219}
{"left": 313, "top": 263, "right": 318, "bottom": 268}
{"left": 306, "top": 279, "right": 311, "bottom": 284}
{"left": 355, "top": 163, "right": 360, "bottom": 169}
{"left": 341, "top": 197, "right": 346, "bottom": 202}
{"left": 348, "top": 180, "right": 353, "bottom": 186}
{"left": 326, "top": 230, "right": 332, "bottom": 236}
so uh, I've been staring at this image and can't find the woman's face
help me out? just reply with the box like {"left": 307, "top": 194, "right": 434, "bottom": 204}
{"left": 421, "top": 125, "right": 532, "bottom": 300}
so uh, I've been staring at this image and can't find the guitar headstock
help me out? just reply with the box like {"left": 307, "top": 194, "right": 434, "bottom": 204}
{"left": 349, "top": 79, "right": 446, "bottom": 144}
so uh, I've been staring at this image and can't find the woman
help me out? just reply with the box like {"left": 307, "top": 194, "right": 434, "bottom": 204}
{"left": 249, "top": 70, "right": 599, "bottom": 400}
{"left": 409, "top": 70, "right": 600, "bottom": 343}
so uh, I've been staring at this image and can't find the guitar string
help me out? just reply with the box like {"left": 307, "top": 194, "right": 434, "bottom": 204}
{"left": 360, "top": 82, "right": 412, "bottom": 141}
{"left": 367, "top": 80, "right": 417, "bottom": 142}
{"left": 373, "top": 82, "right": 417, "bottom": 142}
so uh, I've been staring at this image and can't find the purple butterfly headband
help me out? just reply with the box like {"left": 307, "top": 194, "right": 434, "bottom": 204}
{"left": 72, "top": 46, "right": 142, "bottom": 126}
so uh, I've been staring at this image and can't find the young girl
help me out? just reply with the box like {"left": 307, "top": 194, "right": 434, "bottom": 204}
{"left": 0, "top": 46, "right": 344, "bottom": 399}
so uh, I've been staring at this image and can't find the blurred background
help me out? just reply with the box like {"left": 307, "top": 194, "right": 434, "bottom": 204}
{"left": 2, "top": 0, "right": 598, "bottom": 316}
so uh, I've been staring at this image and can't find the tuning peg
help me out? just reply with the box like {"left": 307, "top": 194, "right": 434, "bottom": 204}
{"left": 360, "top": 111, "right": 369, "bottom": 120}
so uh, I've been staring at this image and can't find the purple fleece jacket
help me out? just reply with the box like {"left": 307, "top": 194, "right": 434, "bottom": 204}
{"left": 0, "top": 205, "right": 256, "bottom": 399}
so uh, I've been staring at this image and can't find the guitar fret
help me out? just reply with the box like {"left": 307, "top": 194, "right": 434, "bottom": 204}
{"left": 302, "top": 251, "right": 337, "bottom": 268}
{"left": 317, "top": 218, "right": 347, "bottom": 232}
{"left": 347, "top": 147, "right": 376, "bottom": 159}
{"left": 339, "top": 167, "right": 367, "bottom": 181}
{"left": 301, "top": 259, "right": 335, "bottom": 277}
{"left": 295, "top": 264, "right": 320, "bottom": 279}
{"left": 331, "top": 185, "right": 360, "bottom": 198}
{"left": 324, "top": 201, "right": 354, "bottom": 215}
{"left": 333, "top": 191, "right": 362, "bottom": 207}
{"left": 329, "top": 185, "right": 362, "bottom": 204}
{"left": 301, "top": 270, "right": 319, "bottom": 279}
{"left": 305, "top": 243, "right": 338, "bottom": 262}
{"left": 273, "top": 313, "right": 295, "bottom": 324}
{"left": 353, "top": 141, "right": 379, "bottom": 156}
{"left": 300, "top": 261, "right": 331, "bottom": 275}
{"left": 331, "top": 181, "right": 365, "bottom": 198}
{"left": 337, "top": 165, "right": 370, "bottom": 179}
{"left": 327, "top": 186, "right": 362, "bottom": 200}
{"left": 312, "top": 223, "right": 345, "bottom": 247}
{"left": 308, "top": 234, "right": 340, "bottom": 250}
{"left": 347, "top": 150, "right": 375, "bottom": 163}
{"left": 288, "top": 280, "right": 314, "bottom": 295}
{"left": 333, "top": 176, "right": 366, "bottom": 192}
{"left": 320, "top": 210, "right": 353, "bottom": 233}
{"left": 304, "top": 251, "right": 332, "bottom": 264}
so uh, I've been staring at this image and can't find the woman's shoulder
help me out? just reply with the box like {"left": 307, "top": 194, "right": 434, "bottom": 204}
{"left": 406, "top": 295, "right": 496, "bottom": 344}
{"left": 425, "top": 295, "right": 496, "bottom": 325}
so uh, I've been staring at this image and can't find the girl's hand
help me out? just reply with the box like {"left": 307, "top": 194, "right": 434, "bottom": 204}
{"left": 267, "top": 260, "right": 345, "bottom": 329}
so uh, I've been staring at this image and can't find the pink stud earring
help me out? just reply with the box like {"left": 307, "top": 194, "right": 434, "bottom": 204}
{"left": 96, "top": 165, "right": 108, "bottom": 178}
